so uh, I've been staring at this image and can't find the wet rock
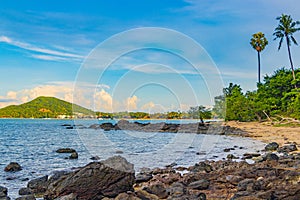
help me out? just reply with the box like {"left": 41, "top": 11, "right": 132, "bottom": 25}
{"left": 190, "top": 162, "right": 213, "bottom": 173}
{"left": 115, "top": 150, "right": 124, "bottom": 154}
{"left": 263, "top": 153, "right": 279, "bottom": 161}
{"left": 15, "top": 195, "right": 36, "bottom": 200}
{"left": 19, "top": 188, "right": 32, "bottom": 195}
{"left": 166, "top": 162, "right": 177, "bottom": 168}
{"left": 188, "top": 179, "right": 210, "bottom": 190}
{"left": 90, "top": 156, "right": 100, "bottom": 160}
{"left": 4, "top": 162, "right": 22, "bottom": 172}
{"left": 44, "top": 156, "right": 135, "bottom": 199}
{"left": 100, "top": 123, "right": 115, "bottom": 131}
{"left": 69, "top": 151, "right": 78, "bottom": 159}
{"left": 227, "top": 154, "right": 239, "bottom": 159}
{"left": 56, "top": 148, "right": 76, "bottom": 153}
{"left": 264, "top": 142, "right": 279, "bottom": 151}
{"left": 48, "top": 171, "right": 71, "bottom": 185}
{"left": 0, "top": 186, "right": 8, "bottom": 198}
{"left": 27, "top": 175, "right": 48, "bottom": 194}
{"left": 278, "top": 143, "right": 298, "bottom": 153}
{"left": 135, "top": 173, "right": 153, "bottom": 183}
{"left": 143, "top": 183, "right": 168, "bottom": 199}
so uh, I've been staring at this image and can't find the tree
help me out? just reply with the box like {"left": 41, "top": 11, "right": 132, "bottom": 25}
{"left": 273, "top": 14, "right": 300, "bottom": 82}
{"left": 250, "top": 32, "right": 268, "bottom": 83}
{"left": 188, "top": 106, "right": 212, "bottom": 123}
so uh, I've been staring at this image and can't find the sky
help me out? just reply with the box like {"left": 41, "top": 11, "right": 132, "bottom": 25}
{"left": 1, "top": 0, "right": 300, "bottom": 112}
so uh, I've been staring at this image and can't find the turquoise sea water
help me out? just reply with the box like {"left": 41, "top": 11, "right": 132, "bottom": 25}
{"left": 0, "top": 119, "right": 265, "bottom": 199}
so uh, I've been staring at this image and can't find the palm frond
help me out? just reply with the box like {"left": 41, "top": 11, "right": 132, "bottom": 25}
{"left": 291, "top": 36, "right": 298, "bottom": 45}
{"left": 278, "top": 37, "right": 283, "bottom": 50}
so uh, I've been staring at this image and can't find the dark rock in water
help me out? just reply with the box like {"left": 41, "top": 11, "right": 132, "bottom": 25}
{"left": 19, "top": 188, "right": 32, "bottom": 195}
{"left": 65, "top": 126, "right": 74, "bottom": 129}
{"left": 6, "top": 176, "right": 17, "bottom": 180}
{"left": 27, "top": 175, "right": 48, "bottom": 194}
{"left": 69, "top": 152, "right": 78, "bottom": 159}
{"left": 143, "top": 183, "right": 168, "bottom": 199}
{"left": 264, "top": 142, "right": 279, "bottom": 151}
{"left": 223, "top": 148, "right": 231, "bottom": 152}
{"left": 90, "top": 156, "right": 100, "bottom": 160}
{"left": 0, "top": 186, "right": 8, "bottom": 198}
{"left": 15, "top": 195, "right": 36, "bottom": 200}
{"left": 4, "top": 162, "right": 22, "bottom": 172}
{"left": 188, "top": 179, "right": 210, "bottom": 190}
{"left": 44, "top": 156, "right": 135, "bottom": 200}
{"left": 21, "top": 178, "right": 30, "bottom": 181}
{"left": 100, "top": 122, "right": 115, "bottom": 131}
{"left": 166, "top": 162, "right": 177, "bottom": 168}
{"left": 278, "top": 143, "right": 298, "bottom": 153}
{"left": 227, "top": 154, "right": 239, "bottom": 159}
{"left": 115, "top": 150, "right": 124, "bottom": 154}
{"left": 263, "top": 153, "right": 279, "bottom": 161}
{"left": 56, "top": 148, "right": 76, "bottom": 153}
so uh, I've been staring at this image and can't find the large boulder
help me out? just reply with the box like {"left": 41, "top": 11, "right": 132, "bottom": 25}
{"left": 44, "top": 156, "right": 135, "bottom": 200}
{"left": 27, "top": 175, "right": 49, "bottom": 194}
{"left": 4, "top": 162, "right": 22, "bottom": 172}
{"left": 264, "top": 142, "right": 279, "bottom": 151}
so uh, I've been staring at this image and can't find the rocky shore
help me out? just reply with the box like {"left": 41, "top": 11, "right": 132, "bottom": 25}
{"left": 2, "top": 141, "right": 299, "bottom": 200}
{"left": 65, "top": 120, "right": 248, "bottom": 136}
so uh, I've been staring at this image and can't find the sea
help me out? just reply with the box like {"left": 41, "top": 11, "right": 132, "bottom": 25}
{"left": 0, "top": 119, "right": 265, "bottom": 199}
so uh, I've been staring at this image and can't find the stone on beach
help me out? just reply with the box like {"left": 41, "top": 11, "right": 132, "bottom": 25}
{"left": 44, "top": 156, "right": 135, "bottom": 200}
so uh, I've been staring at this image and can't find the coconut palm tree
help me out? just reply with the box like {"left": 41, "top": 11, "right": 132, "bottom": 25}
{"left": 250, "top": 32, "right": 268, "bottom": 83}
{"left": 273, "top": 14, "right": 300, "bottom": 81}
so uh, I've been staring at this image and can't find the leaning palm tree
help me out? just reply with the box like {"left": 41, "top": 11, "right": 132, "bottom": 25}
{"left": 273, "top": 14, "right": 300, "bottom": 81}
{"left": 250, "top": 32, "right": 268, "bottom": 83}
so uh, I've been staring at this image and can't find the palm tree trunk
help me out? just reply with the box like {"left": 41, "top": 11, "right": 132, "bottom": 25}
{"left": 286, "top": 36, "right": 296, "bottom": 81}
{"left": 257, "top": 51, "right": 261, "bottom": 83}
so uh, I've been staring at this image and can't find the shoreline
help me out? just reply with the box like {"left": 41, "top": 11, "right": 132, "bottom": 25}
{"left": 225, "top": 121, "right": 300, "bottom": 147}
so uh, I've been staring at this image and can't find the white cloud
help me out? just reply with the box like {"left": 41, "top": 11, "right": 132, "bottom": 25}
{"left": 0, "top": 35, "right": 84, "bottom": 62}
{"left": 125, "top": 95, "right": 139, "bottom": 110}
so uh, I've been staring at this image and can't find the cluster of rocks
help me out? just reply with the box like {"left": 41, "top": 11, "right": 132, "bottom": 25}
{"left": 56, "top": 148, "right": 78, "bottom": 159}
{"left": 82, "top": 120, "right": 248, "bottom": 136}
{"left": 3, "top": 142, "right": 299, "bottom": 199}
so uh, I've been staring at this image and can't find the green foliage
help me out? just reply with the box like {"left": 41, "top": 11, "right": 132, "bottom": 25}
{"left": 188, "top": 106, "right": 212, "bottom": 122}
{"left": 129, "top": 112, "right": 150, "bottom": 119}
{"left": 250, "top": 32, "right": 268, "bottom": 52}
{"left": 273, "top": 14, "right": 300, "bottom": 81}
{"left": 0, "top": 96, "right": 94, "bottom": 118}
{"left": 215, "top": 69, "right": 300, "bottom": 121}
{"left": 167, "top": 111, "right": 182, "bottom": 119}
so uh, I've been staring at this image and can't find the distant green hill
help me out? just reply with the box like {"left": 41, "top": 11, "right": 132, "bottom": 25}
{"left": 0, "top": 96, "right": 95, "bottom": 118}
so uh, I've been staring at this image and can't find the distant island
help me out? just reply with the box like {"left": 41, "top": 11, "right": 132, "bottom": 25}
{"left": 0, "top": 96, "right": 95, "bottom": 119}
{"left": 0, "top": 96, "right": 212, "bottom": 120}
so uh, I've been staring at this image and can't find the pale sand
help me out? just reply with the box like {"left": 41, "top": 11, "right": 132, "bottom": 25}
{"left": 225, "top": 121, "right": 300, "bottom": 147}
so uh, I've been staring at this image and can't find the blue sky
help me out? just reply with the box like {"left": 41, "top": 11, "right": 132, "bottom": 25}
{"left": 1, "top": 0, "right": 300, "bottom": 112}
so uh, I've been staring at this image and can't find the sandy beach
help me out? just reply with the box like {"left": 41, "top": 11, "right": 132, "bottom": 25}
{"left": 225, "top": 121, "right": 300, "bottom": 147}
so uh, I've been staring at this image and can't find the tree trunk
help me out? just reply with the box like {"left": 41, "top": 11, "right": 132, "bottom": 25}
{"left": 257, "top": 51, "right": 261, "bottom": 83}
{"left": 286, "top": 36, "right": 296, "bottom": 82}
